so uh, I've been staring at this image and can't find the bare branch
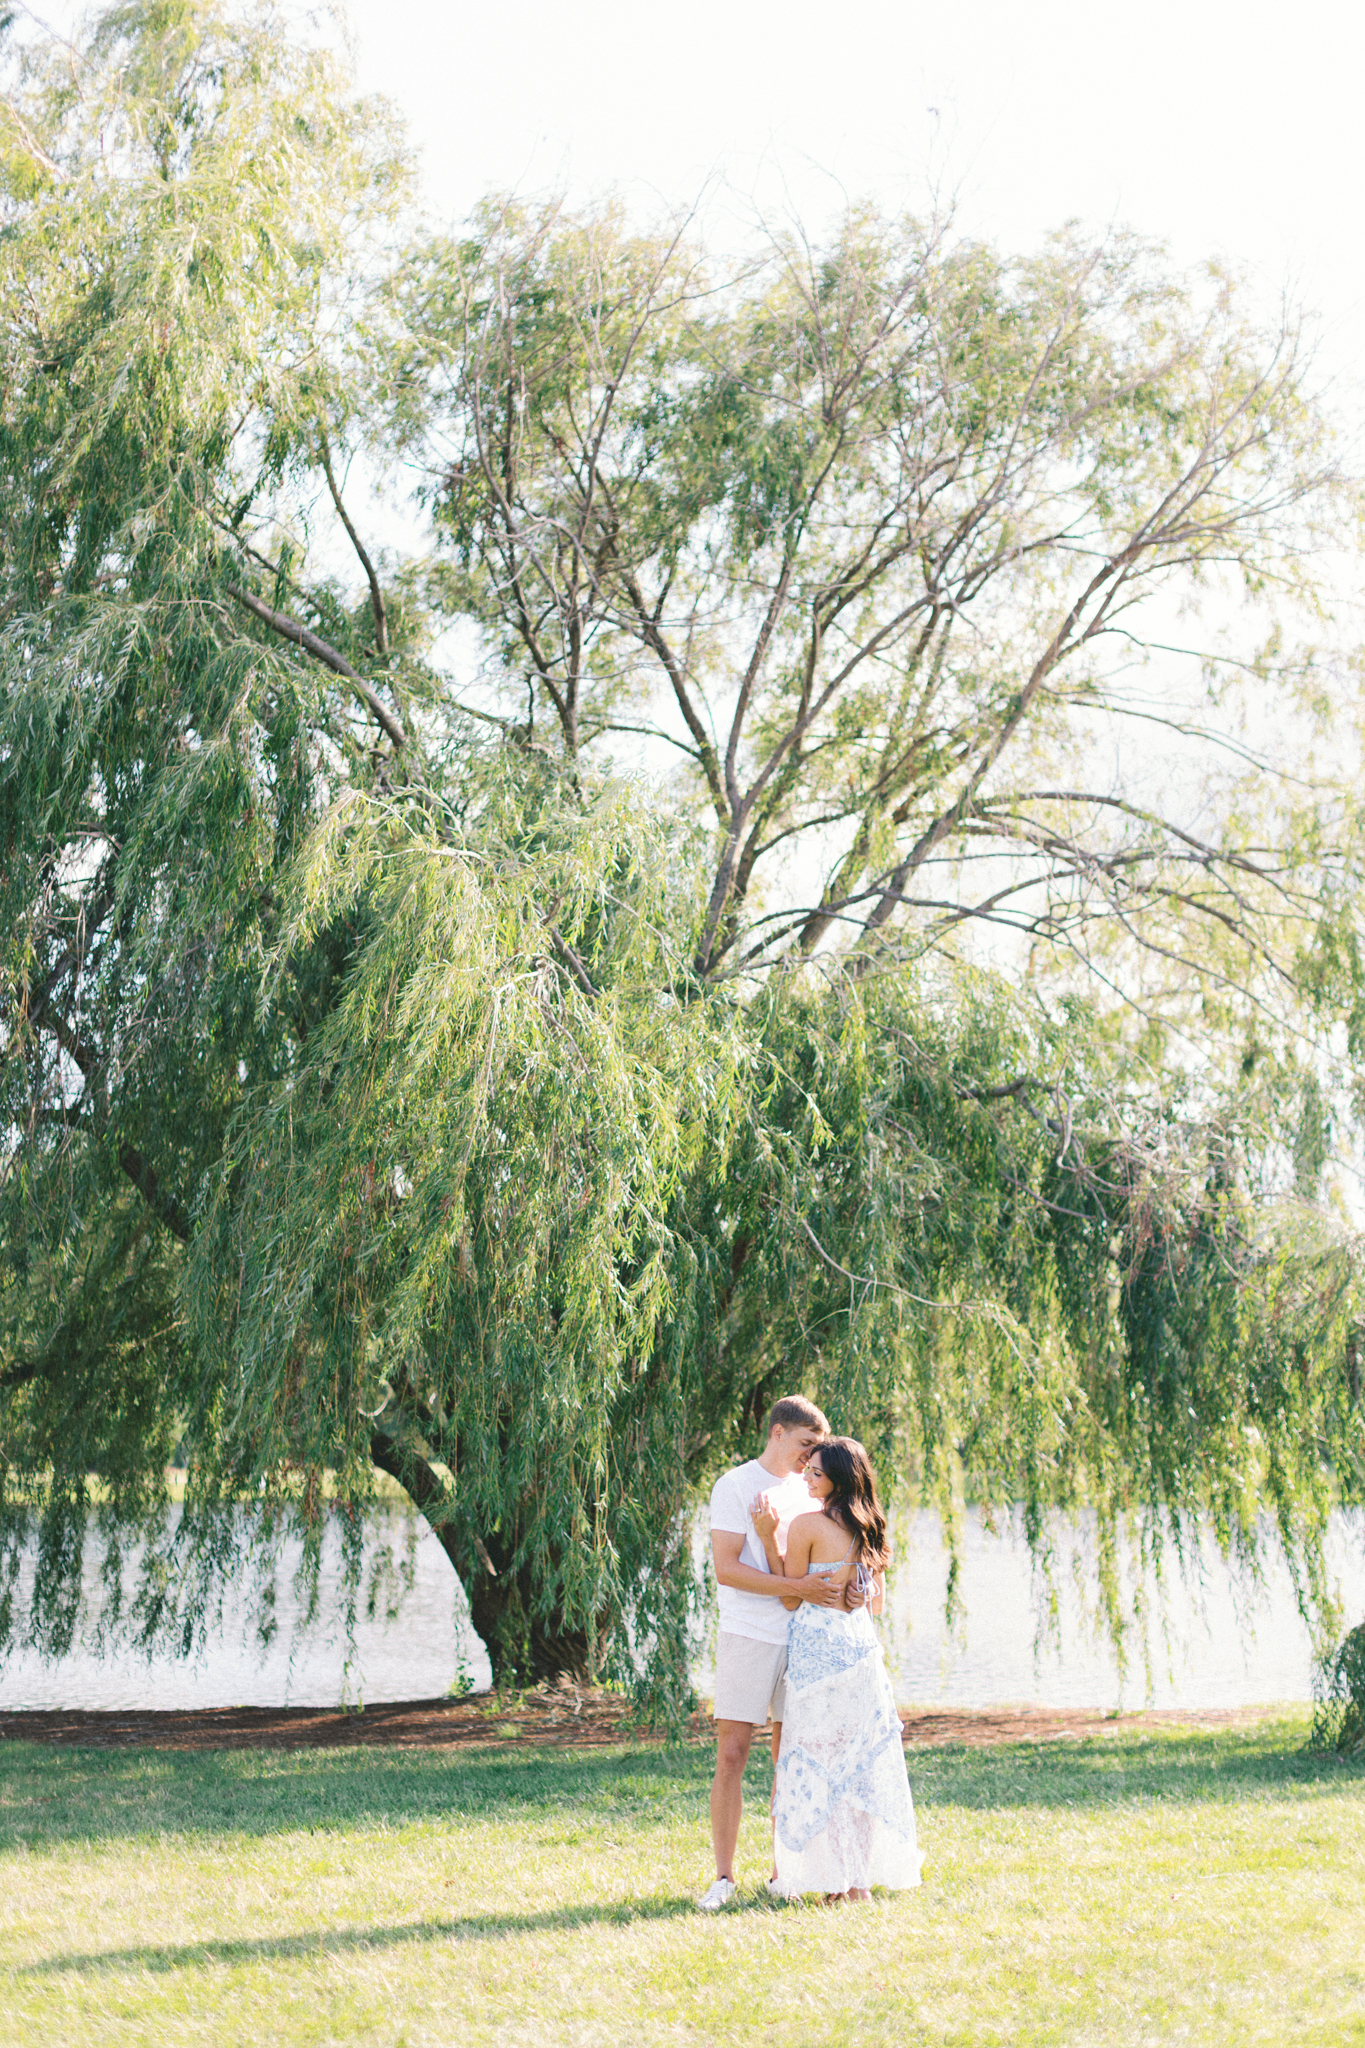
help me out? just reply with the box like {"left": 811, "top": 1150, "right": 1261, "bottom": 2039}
{"left": 548, "top": 928, "right": 598, "bottom": 997}
{"left": 618, "top": 570, "right": 727, "bottom": 815}
{"left": 318, "top": 439, "right": 388, "bottom": 655}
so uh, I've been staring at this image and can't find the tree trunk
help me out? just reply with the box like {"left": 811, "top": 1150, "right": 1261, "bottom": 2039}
{"left": 369, "top": 1428, "right": 590, "bottom": 1689}
{"left": 468, "top": 1562, "right": 593, "bottom": 1689}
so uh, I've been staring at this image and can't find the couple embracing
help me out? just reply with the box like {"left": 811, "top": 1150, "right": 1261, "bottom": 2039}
{"left": 699, "top": 1394, "right": 924, "bottom": 1909}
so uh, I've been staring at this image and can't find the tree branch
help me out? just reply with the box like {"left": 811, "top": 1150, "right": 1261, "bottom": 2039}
{"left": 618, "top": 569, "right": 727, "bottom": 816}
{"left": 227, "top": 587, "right": 408, "bottom": 750}
{"left": 116, "top": 1145, "right": 191, "bottom": 1244}
{"left": 549, "top": 929, "right": 598, "bottom": 997}
{"left": 318, "top": 440, "right": 388, "bottom": 655}
{"left": 26, "top": 1006, "right": 193, "bottom": 1243}
{"left": 799, "top": 1218, "right": 874, "bottom": 1296}
{"left": 370, "top": 1427, "right": 464, "bottom": 1575}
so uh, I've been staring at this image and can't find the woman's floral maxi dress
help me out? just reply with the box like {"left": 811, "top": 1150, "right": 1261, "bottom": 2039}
{"left": 772, "top": 1553, "right": 924, "bottom": 1896}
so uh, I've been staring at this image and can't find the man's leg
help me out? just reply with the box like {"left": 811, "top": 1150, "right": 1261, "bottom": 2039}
{"left": 710, "top": 1719, "right": 754, "bottom": 1880}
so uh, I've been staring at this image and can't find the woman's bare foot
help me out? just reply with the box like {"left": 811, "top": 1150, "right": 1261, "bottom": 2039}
{"left": 847, "top": 1886, "right": 872, "bottom": 1902}
{"left": 823, "top": 1890, "right": 849, "bottom": 1905}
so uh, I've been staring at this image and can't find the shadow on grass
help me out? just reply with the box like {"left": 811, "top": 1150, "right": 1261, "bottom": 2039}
{"left": 0, "top": 1743, "right": 712, "bottom": 1854}
{"left": 20, "top": 1893, "right": 702, "bottom": 1977}
{"left": 906, "top": 1724, "right": 1365, "bottom": 1814}
{"left": 1, "top": 1719, "right": 1361, "bottom": 1855}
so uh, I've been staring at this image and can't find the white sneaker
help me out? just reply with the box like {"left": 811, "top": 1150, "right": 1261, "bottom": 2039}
{"left": 697, "top": 1877, "right": 737, "bottom": 1912}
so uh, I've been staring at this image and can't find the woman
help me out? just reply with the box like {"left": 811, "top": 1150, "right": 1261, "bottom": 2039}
{"left": 753, "top": 1438, "right": 923, "bottom": 1902}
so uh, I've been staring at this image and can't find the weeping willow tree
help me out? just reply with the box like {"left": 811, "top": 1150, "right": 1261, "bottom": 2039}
{"left": 3, "top": 0, "right": 1363, "bottom": 1698}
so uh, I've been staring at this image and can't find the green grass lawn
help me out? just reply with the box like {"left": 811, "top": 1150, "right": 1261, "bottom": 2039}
{"left": 1, "top": 1712, "right": 1362, "bottom": 2046}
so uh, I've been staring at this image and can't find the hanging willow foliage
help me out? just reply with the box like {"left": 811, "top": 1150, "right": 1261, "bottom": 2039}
{"left": 3, "top": 0, "right": 1363, "bottom": 1703}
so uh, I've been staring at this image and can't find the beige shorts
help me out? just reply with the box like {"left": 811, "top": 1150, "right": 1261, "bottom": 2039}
{"left": 712, "top": 1631, "right": 788, "bottom": 1726}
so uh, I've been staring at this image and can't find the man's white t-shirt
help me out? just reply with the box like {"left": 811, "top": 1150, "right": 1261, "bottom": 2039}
{"left": 709, "top": 1459, "right": 814, "bottom": 1645}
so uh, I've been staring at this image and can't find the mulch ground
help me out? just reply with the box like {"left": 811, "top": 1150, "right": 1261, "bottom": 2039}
{"left": 0, "top": 1686, "right": 1288, "bottom": 1754}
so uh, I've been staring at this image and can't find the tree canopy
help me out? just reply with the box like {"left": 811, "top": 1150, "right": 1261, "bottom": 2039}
{"left": 3, "top": 0, "right": 1363, "bottom": 1700}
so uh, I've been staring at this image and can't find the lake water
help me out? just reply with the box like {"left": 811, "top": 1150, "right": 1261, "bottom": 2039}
{"left": 2, "top": 1507, "right": 1363, "bottom": 1714}
{"left": 879, "top": 1507, "right": 1365, "bottom": 1710}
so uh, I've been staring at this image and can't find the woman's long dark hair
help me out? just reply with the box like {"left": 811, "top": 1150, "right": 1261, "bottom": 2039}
{"left": 814, "top": 1437, "right": 889, "bottom": 1568}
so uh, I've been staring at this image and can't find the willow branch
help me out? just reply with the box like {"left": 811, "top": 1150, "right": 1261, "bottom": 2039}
{"left": 116, "top": 1145, "right": 191, "bottom": 1244}
{"left": 28, "top": 1010, "right": 192, "bottom": 1242}
{"left": 227, "top": 587, "right": 408, "bottom": 750}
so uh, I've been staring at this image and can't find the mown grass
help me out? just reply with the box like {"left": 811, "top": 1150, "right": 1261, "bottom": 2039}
{"left": 1, "top": 1710, "right": 1362, "bottom": 2045}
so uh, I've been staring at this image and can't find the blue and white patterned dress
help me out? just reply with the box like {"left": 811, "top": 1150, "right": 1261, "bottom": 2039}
{"left": 773, "top": 1549, "right": 924, "bottom": 1897}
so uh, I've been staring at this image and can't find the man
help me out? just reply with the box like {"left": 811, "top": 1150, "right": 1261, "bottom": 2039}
{"left": 697, "top": 1394, "right": 863, "bottom": 1911}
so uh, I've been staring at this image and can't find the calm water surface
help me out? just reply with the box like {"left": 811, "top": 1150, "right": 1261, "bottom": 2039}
{"left": 3, "top": 1507, "right": 1363, "bottom": 1713}
{"left": 882, "top": 1508, "right": 1365, "bottom": 1710}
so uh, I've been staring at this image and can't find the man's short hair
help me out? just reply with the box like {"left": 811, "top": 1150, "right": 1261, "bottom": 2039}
{"left": 765, "top": 1394, "right": 830, "bottom": 1438}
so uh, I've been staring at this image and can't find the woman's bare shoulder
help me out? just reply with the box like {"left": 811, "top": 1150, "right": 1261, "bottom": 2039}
{"left": 787, "top": 1509, "right": 825, "bottom": 1534}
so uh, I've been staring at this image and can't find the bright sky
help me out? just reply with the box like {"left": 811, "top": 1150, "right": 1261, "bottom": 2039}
{"left": 336, "top": 0, "right": 1365, "bottom": 1097}
{"left": 332, "top": 0, "right": 1364, "bottom": 837}
{"left": 346, "top": 0, "right": 1365, "bottom": 385}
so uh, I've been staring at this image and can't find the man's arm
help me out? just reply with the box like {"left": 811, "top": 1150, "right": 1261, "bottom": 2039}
{"left": 710, "top": 1530, "right": 844, "bottom": 1608}
{"left": 755, "top": 1501, "right": 866, "bottom": 1611}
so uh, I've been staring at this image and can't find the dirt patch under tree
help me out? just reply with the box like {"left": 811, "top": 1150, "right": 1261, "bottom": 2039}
{"left": 0, "top": 1685, "right": 1290, "bottom": 1754}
